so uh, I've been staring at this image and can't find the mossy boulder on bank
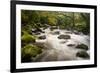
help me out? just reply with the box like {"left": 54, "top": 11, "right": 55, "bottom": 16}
{"left": 76, "top": 44, "right": 88, "bottom": 50}
{"left": 21, "top": 44, "right": 42, "bottom": 62}
{"left": 76, "top": 51, "right": 90, "bottom": 59}
{"left": 21, "top": 31, "right": 37, "bottom": 47}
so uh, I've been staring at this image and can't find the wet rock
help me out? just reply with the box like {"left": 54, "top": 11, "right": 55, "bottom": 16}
{"left": 67, "top": 44, "right": 76, "bottom": 47}
{"left": 58, "top": 35, "right": 71, "bottom": 39}
{"left": 34, "top": 32, "right": 41, "bottom": 35}
{"left": 52, "top": 31, "right": 60, "bottom": 35}
{"left": 42, "top": 31, "right": 45, "bottom": 33}
{"left": 38, "top": 35, "right": 46, "bottom": 39}
{"left": 32, "top": 29, "right": 36, "bottom": 32}
{"left": 76, "top": 51, "right": 90, "bottom": 59}
{"left": 32, "top": 28, "right": 44, "bottom": 34}
{"left": 43, "top": 26, "right": 49, "bottom": 30}
{"left": 32, "top": 29, "right": 39, "bottom": 33}
{"left": 76, "top": 44, "right": 88, "bottom": 50}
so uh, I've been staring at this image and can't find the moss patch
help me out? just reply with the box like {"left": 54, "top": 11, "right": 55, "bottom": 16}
{"left": 21, "top": 44, "right": 42, "bottom": 62}
{"left": 21, "top": 31, "right": 37, "bottom": 47}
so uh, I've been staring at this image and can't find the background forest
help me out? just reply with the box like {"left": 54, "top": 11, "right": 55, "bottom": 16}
{"left": 21, "top": 10, "right": 90, "bottom": 62}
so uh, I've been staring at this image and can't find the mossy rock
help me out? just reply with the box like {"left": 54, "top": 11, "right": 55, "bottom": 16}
{"left": 21, "top": 44, "right": 42, "bottom": 62}
{"left": 21, "top": 31, "right": 37, "bottom": 47}
{"left": 76, "top": 51, "right": 90, "bottom": 59}
{"left": 76, "top": 44, "right": 88, "bottom": 50}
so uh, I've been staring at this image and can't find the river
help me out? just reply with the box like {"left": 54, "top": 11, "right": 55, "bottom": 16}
{"left": 32, "top": 27, "right": 90, "bottom": 62}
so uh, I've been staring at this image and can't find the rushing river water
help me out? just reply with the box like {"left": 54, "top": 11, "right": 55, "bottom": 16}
{"left": 33, "top": 28, "right": 90, "bottom": 62}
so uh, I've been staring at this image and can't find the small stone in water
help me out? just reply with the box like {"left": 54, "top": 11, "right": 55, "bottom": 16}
{"left": 38, "top": 35, "right": 46, "bottom": 39}
{"left": 67, "top": 44, "right": 75, "bottom": 47}
{"left": 58, "top": 35, "right": 71, "bottom": 39}
{"left": 34, "top": 32, "right": 41, "bottom": 35}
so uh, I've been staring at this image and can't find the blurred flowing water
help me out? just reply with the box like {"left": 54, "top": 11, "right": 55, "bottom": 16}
{"left": 34, "top": 28, "right": 90, "bottom": 62}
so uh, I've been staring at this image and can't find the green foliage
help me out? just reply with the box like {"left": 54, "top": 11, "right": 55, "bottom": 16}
{"left": 21, "top": 44, "right": 42, "bottom": 62}
{"left": 21, "top": 10, "right": 90, "bottom": 35}
{"left": 76, "top": 24, "right": 89, "bottom": 34}
{"left": 47, "top": 17, "right": 57, "bottom": 26}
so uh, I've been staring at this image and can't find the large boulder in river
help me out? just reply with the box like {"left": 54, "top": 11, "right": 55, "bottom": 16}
{"left": 76, "top": 44, "right": 88, "bottom": 50}
{"left": 38, "top": 35, "right": 46, "bottom": 39}
{"left": 76, "top": 51, "right": 90, "bottom": 59}
{"left": 58, "top": 35, "right": 71, "bottom": 39}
